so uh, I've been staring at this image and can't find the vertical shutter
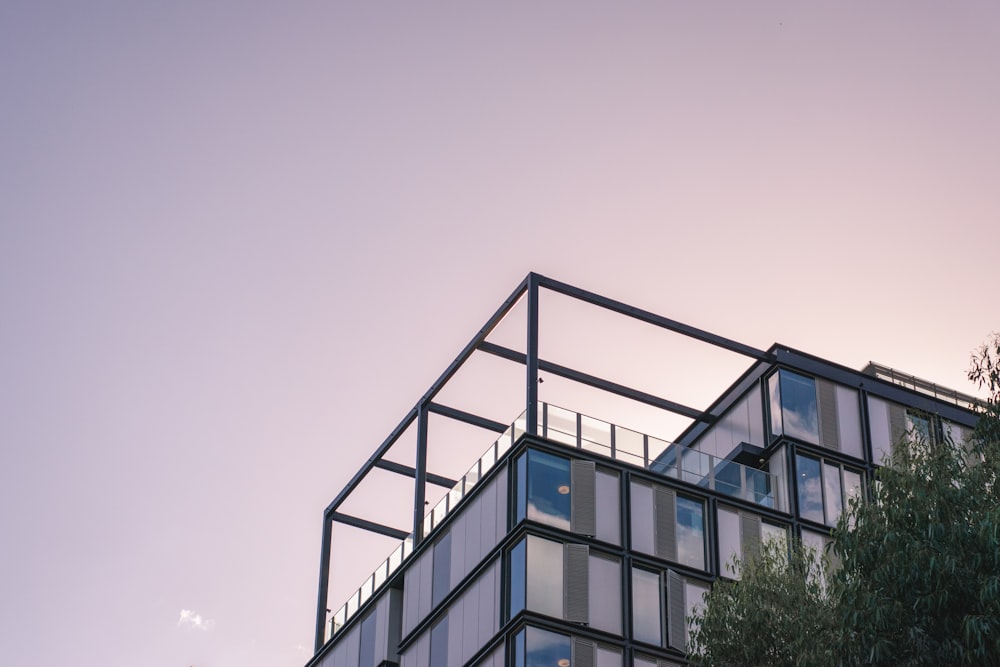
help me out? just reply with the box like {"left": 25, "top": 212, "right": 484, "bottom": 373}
{"left": 666, "top": 570, "right": 686, "bottom": 651}
{"left": 571, "top": 637, "right": 595, "bottom": 667}
{"left": 889, "top": 403, "right": 906, "bottom": 446}
{"left": 571, "top": 460, "right": 597, "bottom": 536}
{"left": 740, "top": 512, "right": 762, "bottom": 562}
{"left": 654, "top": 486, "right": 677, "bottom": 561}
{"left": 564, "top": 544, "right": 590, "bottom": 623}
{"left": 817, "top": 379, "right": 840, "bottom": 450}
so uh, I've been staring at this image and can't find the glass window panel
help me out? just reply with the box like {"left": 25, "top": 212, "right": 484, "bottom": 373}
{"left": 589, "top": 553, "right": 621, "bottom": 633}
{"left": 596, "top": 646, "right": 623, "bottom": 667}
{"left": 843, "top": 469, "right": 863, "bottom": 506}
{"left": 524, "top": 626, "right": 571, "bottom": 667}
{"left": 432, "top": 532, "right": 451, "bottom": 606}
{"left": 768, "top": 372, "right": 782, "bottom": 438}
{"left": 868, "top": 396, "right": 892, "bottom": 463}
{"left": 595, "top": 469, "right": 620, "bottom": 545}
{"left": 717, "top": 506, "right": 741, "bottom": 577}
{"left": 684, "top": 581, "right": 710, "bottom": 647}
{"left": 509, "top": 539, "right": 526, "bottom": 618}
{"left": 762, "top": 522, "right": 788, "bottom": 554}
{"left": 516, "top": 453, "right": 527, "bottom": 523}
{"left": 835, "top": 385, "right": 864, "bottom": 459}
{"left": 526, "top": 450, "right": 571, "bottom": 529}
{"left": 631, "top": 567, "right": 662, "bottom": 646}
{"left": 526, "top": 535, "right": 563, "bottom": 618}
{"left": 780, "top": 370, "right": 819, "bottom": 443}
{"left": 796, "top": 454, "right": 824, "bottom": 523}
{"left": 676, "top": 496, "right": 705, "bottom": 570}
{"left": 823, "top": 463, "right": 843, "bottom": 525}
{"left": 907, "top": 411, "right": 931, "bottom": 443}
{"left": 359, "top": 611, "right": 377, "bottom": 667}
{"left": 514, "top": 629, "right": 525, "bottom": 667}
{"left": 429, "top": 617, "right": 448, "bottom": 666}
{"left": 629, "top": 481, "right": 655, "bottom": 555}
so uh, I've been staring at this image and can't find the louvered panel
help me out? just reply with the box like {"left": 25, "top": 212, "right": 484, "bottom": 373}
{"left": 571, "top": 460, "right": 597, "bottom": 536}
{"left": 817, "top": 379, "right": 840, "bottom": 450}
{"left": 889, "top": 403, "right": 906, "bottom": 446}
{"left": 740, "top": 512, "right": 762, "bottom": 562}
{"left": 564, "top": 543, "right": 590, "bottom": 623}
{"left": 571, "top": 637, "right": 595, "bottom": 667}
{"left": 666, "top": 570, "right": 686, "bottom": 651}
{"left": 654, "top": 486, "right": 677, "bottom": 561}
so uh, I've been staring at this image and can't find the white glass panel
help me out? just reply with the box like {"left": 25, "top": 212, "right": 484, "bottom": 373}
{"left": 868, "top": 396, "right": 892, "bottom": 463}
{"left": 631, "top": 568, "right": 662, "bottom": 646}
{"left": 589, "top": 554, "right": 621, "bottom": 633}
{"left": 823, "top": 463, "right": 843, "bottom": 525}
{"left": 629, "top": 481, "right": 655, "bottom": 555}
{"left": 595, "top": 469, "right": 620, "bottom": 545}
{"left": 716, "top": 506, "right": 741, "bottom": 578}
{"left": 526, "top": 535, "right": 563, "bottom": 618}
{"left": 835, "top": 386, "right": 863, "bottom": 459}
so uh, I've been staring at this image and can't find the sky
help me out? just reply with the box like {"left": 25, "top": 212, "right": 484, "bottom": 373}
{"left": 1, "top": 2, "right": 999, "bottom": 666}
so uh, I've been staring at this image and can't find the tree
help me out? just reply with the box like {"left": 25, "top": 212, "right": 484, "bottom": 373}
{"left": 687, "top": 538, "right": 839, "bottom": 667}
{"left": 689, "top": 336, "right": 1000, "bottom": 666}
{"left": 832, "top": 334, "right": 1000, "bottom": 665}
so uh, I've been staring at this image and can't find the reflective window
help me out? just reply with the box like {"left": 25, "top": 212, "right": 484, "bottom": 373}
{"left": 431, "top": 532, "right": 451, "bottom": 606}
{"left": 508, "top": 539, "right": 526, "bottom": 618}
{"left": 525, "top": 450, "right": 571, "bottom": 530}
{"left": 676, "top": 496, "right": 705, "bottom": 570}
{"left": 762, "top": 522, "right": 788, "bottom": 552}
{"left": 823, "top": 463, "right": 843, "bottom": 524}
{"left": 796, "top": 454, "right": 824, "bottom": 523}
{"left": 629, "top": 481, "right": 655, "bottom": 554}
{"left": 359, "top": 610, "right": 376, "bottom": 667}
{"left": 907, "top": 410, "right": 932, "bottom": 442}
{"left": 595, "top": 469, "right": 621, "bottom": 544}
{"left": 429, "top": 617, "right": 448, "bottom": 666}
{"left": 631, "top": 567, "right": 662, "bottom": 646}
{"left": 589, "top": 553, "right": 621, "bottom": 633}
{"left": 526, "top": 535, "right": 564, "bottom": 618}
{"left": 524, "top": 626, "right": 571, "bottom": 667}
{"left": 716, "top": 506, "right": 741, "bottom": 577}
{"left": 684, "top": 581, "right": 710, "bottom": 647}
{"left": 778, "top": 370, "right": 819, "bottom": 443}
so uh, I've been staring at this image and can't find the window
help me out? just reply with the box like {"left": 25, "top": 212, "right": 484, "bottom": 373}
{"left": 429, "top": 616, "right": 448, "bottom": 666}
{"left": 517, "top": 449, "right": 606, "bottom": 538}
{"left": 431, "top": 531, "right": 451, "bottom": 606}
{"left": 519, "top": 626, "right": 572, "bottom": 667}
{"left": 358, "top": 610, "right": 376, "bottom": 667}
{"left": 523, "top": 450, "right": 571, "bottom": 529}
{"left": 631, "top": 567, "right": 662, "bottom": 646}
{"left": 769, "top": 370, "right": 819, "bottom": 444}
{"left": 796, "top": 454, "right": 863, "bottom": 526}
{"left": 510, "top": 535, "right": 619, "bottom": 629}
{"left": 629, "top": 481, "right": 706, "bottom": 570}
{"left": 717, "top": 505, "right": 788, "bottom": 578}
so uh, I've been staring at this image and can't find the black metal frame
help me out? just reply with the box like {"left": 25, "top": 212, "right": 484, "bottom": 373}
{"left": 312, "top": 273, "right": 981, "bottom": 654}
{"left": 313, "top": 273, "right": 773, "bottom": 651}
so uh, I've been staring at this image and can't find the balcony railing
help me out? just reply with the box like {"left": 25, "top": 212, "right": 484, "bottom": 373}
{"left": 324, "top": 402, "right": 785, "bottom": 642}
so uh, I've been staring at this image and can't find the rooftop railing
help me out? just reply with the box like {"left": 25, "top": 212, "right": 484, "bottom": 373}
{"left": 324, "top": 402, "right": 785, "bottom": 642}
{"left": 863, "top": 362, "right": 985, "bottom": 412}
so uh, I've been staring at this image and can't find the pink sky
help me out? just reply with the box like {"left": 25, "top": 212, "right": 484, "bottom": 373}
{"left": 2, "top": 3, "right": 999, "bottom": 666}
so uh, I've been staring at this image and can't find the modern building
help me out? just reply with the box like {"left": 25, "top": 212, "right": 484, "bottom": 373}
{"left": 306, "top": 274, "right": 981, "bottom": 667}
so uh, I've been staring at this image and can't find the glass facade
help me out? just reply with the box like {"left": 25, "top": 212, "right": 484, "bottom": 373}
{"left": 520, "top": 449, "right": 572, "bottom": 530}
{"left": 676, "top": 496, "right": 705, "bottom": 570}
{"left": 771, "top": 369, "right": 820, "bottom": 443}
{"left": 631, "top": 567, "right": 662, "bottom": 646}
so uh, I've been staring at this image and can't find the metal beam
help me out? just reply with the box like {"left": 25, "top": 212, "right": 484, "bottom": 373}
{"left": 537, "top": 274, "right": 772, "bottom": 362}
{"left": 314, "top": 514, "right": 333, "bottom": 652}
{"left": 526, "top": 273, "right": 540, "bottom": 434}
{"left": 374, "top": 459, "right": 458, "bottom": 489}
{"left": 413, "top": 403, "right": 429, "bottom": 543}
{"left": 331, "top": 512, "right": 410, "bottom": 541}
{"left": 478, "top": 341, "right": 711, "bottom": 422}
{"left": 426, "top": 402, "right": 508, "bottom": 433}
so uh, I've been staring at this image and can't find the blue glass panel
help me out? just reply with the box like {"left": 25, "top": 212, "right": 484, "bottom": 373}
{"left": 525, "top": 626, "right": 571, "bottom": 667}
{"left": 796, "top": 454, "right": 824, "bottom": 523}
{"left": 508, "top": 539, "right": 526, "bottom": 618}
{"left": 780, "top": 371, "right": 819, "bottom": 443}
{"left": 429, "top": 617, "right": 448, "bottom": 665}
{"left": 526, "top": 449, "right": 571, "bottom": 530}
{"left": 676, "top": 496, "right": 705, "bottom": 570}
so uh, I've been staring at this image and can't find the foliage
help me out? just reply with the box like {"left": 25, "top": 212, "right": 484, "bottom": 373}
{"left": 687, "top": 538, "right": 839, "bottom": 667}
{"left": 831, "top": 335, "right": 1000, "bottom": 665}
{"left": 689, "top": 336, "right": 1000, "bottom": 666}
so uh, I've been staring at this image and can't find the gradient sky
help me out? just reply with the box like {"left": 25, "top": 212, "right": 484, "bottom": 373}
{"left": 2, "top": 2, "right": 999, "bottom": 666}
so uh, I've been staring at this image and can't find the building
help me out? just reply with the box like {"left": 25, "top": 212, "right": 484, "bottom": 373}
{"left": 306, "top": 273, "right": 980, "bottom": 667}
